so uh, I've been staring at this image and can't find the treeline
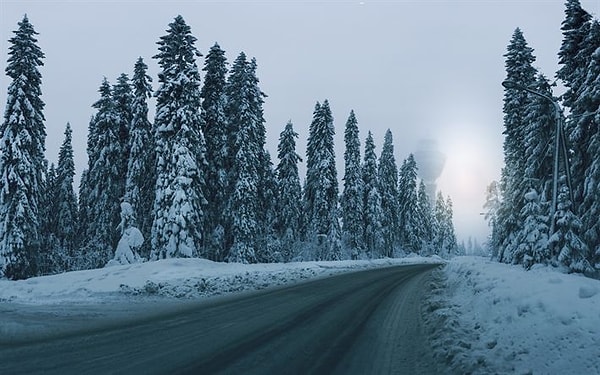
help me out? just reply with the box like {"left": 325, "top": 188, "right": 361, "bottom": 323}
{"left": 0, "top": 15, "right": 457, "bottom": 280}
{"left": 488, "top": 0, "right": 600, "bottom": 273}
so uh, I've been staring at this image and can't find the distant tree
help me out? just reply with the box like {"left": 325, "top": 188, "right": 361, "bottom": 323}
{"left": 201, "top": 43, "right": 229, "bottom": 261}
{"left": 378, "top": 129, "right": 399, "bottom": 257}
{"left": 398, "top": 154, "right": 420, "bottom": 253}
{"left": 444, "top": 196, "right": 458, "bottom": 257}
{"left": 39, "top": 163, "right": 59, "bottom": 273}
{"left": 416, "top": 180, "right": 434, "bottom": 255}
{"left": 341, "top": 110, "right": 364, "bottom": 258}
{"left": 0, "top": 16, "right": 46, "bottom": 279}
{"left": 124, "top": 57, "right": 155, "bottom": 260}
{"left": 275, "top": 121, "right": 303, "bottom": 261}
{"left": 303, "top": 100, "right": 341, "bottom": 260}
{"left": 151, "top": 16, "right": 207, "bottom": 259}
{"left": 484, "top": 180, "right": 503, "bottom": 259}
{"left": 362, "top": 131, "right": 383, "bottom": 258}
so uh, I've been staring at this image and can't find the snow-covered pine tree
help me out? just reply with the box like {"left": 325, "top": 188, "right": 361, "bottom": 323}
{"left": 558, "top": 0, "right": 594, "bottom": 211}
{"left": 416, "top": 180, "right": 434, "bottom": 255}
{"left": 304, "top": 100, "right": 341, "bottom": 261}
{"left": 151, "top": 16, "right": 207, "bottom": 260}
{"left": 484, "top": 180, "right": 503, "bottom": 259}
{"left": 39, "top": 163, "right": 59, "bottom": 273}
{"left": 497, "top": 28, "right": 538, "bottom": 263}
{"left": 398, "top": 154, "right": 420, "bottom": 253}
{"left": 444, "top": 196, "right": 458, "bottom": 257}
{"left": 432, "top": 191, "right": 446, "bottom": 256}
{"left": 341, "top": 110, "right": 364, "bottom": 258}
{"left": 200, "top": 43, "right": 229, "bottom": 261}
{"left": 550, "top": 181, "right": 592, "bottom": 272}
{"left": 378, "top": 129, "right": 399, "bottom": 258}
{"left": 224, "top": 52, "right": 267, "bottom": 263}
{"left": 275, "top": 121, "right": 303, "bottom": 261}
{"left": 81, "top": 78, "right": 126, "bottom": 267}
{"left": 0, "top": 16, "right": 46, "bottom": 279}
{"left": 581, "top": 23, "right": 600, "bottom": 269}
{"left": 513, "top": 189, "right": 549, "bottom": 269}
{"left": 112, "top": 73, "right": 133, "bottom": 183}
{"left": 55, "top": 123, "right": 78, "bottom": 258}
{"left": 124, "top": 57, "right": 155, "bottom": 260}
{"left": 362, "top": 131, "right": 383, "bottom": 258}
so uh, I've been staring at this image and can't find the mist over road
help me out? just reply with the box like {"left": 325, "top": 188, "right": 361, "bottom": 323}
{"left": 0, "top": 263, "right": 441, "bottom": 375}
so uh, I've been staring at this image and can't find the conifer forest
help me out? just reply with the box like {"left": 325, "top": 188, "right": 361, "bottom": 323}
{"left": 0, "top": 15, "right": 458, "bottom": 280}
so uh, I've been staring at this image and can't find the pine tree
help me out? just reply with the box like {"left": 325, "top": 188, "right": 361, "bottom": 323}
{"left": 39, "top": 163, "right": 59, "bottom": 273}
{"left": 416, "top": 180, "right": 434, "bottom": 255}
{"left": 275, "top": 121, "right": 303, "bottom": 261}
{"left": 341, "top": 110, "right": 364, "bottom": 257}
{"left": 200, "top": 43, "right": 229, "bottom": 261}
{"left": 362, "top": 131, "right": 383, "bottom": 258}
{"left": 432, "top": 191, "right": 446, "bottom": 256}
{"left": 497, "top": 28, "right": 538, "bottom": 262}
{"left": 81, "top": 78, "right": 125, "bottom": 267}
{"left": 124, "top": 57, "right": 155, "bottom": 260}
{"left": 151, "top": 15, "right": 207, "bottom": 260}
{"left": 304, "top": 100, "right": 340, "bottom": 260}
{"left": 378, "top": 129, "right": 399, "bottom": 257}
{"left": 0, "top": 16, "right": 46, "bottom": 279}
{"left": 444, "top": 196, "right": 458, "bottom": 257}
{"left": 513, "top": 189, "right": 549, "bottom": 269}
{"left": 398, "top": 154, "right": 420, "bottom": 253}
{"left": 55, "top": 123, "right": 78, "bottom": 256}
{"left": 558, "top": 0, "right": 593, "bottom": 207}
{"left": 550, "top": 181, "right": 592, "bottom": 272}
{"left": 225, "top": 53, "right": 267, "bottom": 263}
{"left": 112, "top": 73, "right": 133, "bottom": 184}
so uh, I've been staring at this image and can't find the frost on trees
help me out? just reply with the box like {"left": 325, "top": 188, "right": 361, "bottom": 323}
{"left": 107, "top": 202, "right": 144, "bottom": 266}
{"left": 0, "top": 16, "right": 46, "bottom": 280}
{"left": 150, "top": 15, "right": 207, "bottom": 260}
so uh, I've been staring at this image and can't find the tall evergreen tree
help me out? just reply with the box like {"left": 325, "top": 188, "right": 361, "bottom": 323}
{"left": 416, "top": 180, "right": 434, "bottom": 255}
{"left": 378, "top": 129, "right": 399, "bottom": 257}
{"left": 124, "top": 57, "right": 155, "bottom": 260}
{"left": 558, "top": 0, "right": 593, "bottom": 207}
{"left": 55, "top": 123, "right": 78, "bottom": 256}
{"left": 200, "top": 43, "right": 229, "bottom": 261}
{"left": 39, "top": 163, "right": 58, "bottom": 273}
{"left": 398, "top": 154, "right": 420, "bottom": 253}
{"left": 496, "top": 28, "right": 538, "bottom": 262}
{"left": 112, "top": 73, "right": 133, "bottom": 183}
{"left": 550, "top": 181, "right": 591, "bottom": 272}
{"left": 225, "top": 53, "right": 267, "bottom": 263}
{"left": 341, "top": 110, "right": 364, "bottom": 257}
{"left": 81, "top": 78, "right": 125, "bottom": 267}
{"left": 304, "top": 100, "right": 341, "bottom": 260}
{"left": 362, "top": 131, "right": 383, "bottom": 258}
{"left": 0, "top": 16, "right": 46, "bottom": 279}
{"left": 151, "top": 15, "right": 207, "bottom": 260}
{"left": 275, "top": 121, "right": 303, "bottom": 261}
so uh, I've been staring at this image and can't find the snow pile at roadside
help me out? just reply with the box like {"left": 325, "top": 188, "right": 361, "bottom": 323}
{"left": 0, "top": 255, "right": 442, "bottom": 304}
{"left": 424, "top": 256, "right": 600, "bottom": 374}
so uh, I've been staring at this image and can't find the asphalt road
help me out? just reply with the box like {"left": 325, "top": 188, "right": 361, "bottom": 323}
{"left": 0, "top": 263, "right": 442, "bottom": 375}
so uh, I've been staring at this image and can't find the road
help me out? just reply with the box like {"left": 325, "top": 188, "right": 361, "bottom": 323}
{"left": 0, "top": 263, "right": 442, "bottom": 375}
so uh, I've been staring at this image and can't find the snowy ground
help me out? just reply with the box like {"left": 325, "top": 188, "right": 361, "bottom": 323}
{"left": 424, "top": 256, "right": 600, "bottom": 374}
{"left": 0, "top": 255, "right": 441, "bottom": 304}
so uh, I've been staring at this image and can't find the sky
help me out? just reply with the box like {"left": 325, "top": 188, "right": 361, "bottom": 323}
{"left": 1, "top": 0, "right": 599, "bottom": 245}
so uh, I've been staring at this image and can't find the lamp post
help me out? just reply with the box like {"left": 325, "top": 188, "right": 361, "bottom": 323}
{"left": 501, "top": 80, "right": 572, "bottom": 235}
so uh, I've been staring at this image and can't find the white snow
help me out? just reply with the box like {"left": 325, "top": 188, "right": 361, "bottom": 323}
{"left": 425, "top": 256, "right": 600, "bottom": 374}
{"left": 0, "top": 255, "right": 442, "bottom": 304}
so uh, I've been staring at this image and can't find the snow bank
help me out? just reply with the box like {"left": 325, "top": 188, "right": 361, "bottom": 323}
{"left": 0, "top": 255, "right": 443, "bottom": 304}
{"left": 424, "top": 256, "right": 600, "bottom": 374}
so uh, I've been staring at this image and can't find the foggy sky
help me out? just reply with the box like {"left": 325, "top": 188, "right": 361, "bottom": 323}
{"left": 2, "top": 0, "right": 598, "bottom": 244}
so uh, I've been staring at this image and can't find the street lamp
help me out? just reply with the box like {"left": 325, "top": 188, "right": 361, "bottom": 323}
{"left": 501, "top": 80, "right": 572, "bottom": 235}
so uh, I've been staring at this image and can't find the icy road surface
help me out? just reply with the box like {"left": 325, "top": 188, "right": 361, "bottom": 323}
{"left": 0, "top": 263, "right": 442, "bottom": 375}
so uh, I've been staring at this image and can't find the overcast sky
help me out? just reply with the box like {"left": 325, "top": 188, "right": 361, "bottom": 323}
{"left": 2, "top": 0, "right": 599, "bottom": 244}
